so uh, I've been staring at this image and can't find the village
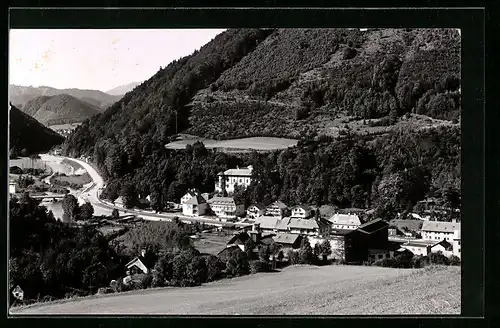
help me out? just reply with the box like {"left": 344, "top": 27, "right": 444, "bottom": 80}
{"left": 115, "top": 164, "right": 461, "bottom": 277}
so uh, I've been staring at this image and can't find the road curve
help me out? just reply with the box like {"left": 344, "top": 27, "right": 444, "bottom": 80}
{"left": 57, "top": 155, "right": 250, "bottom": 228}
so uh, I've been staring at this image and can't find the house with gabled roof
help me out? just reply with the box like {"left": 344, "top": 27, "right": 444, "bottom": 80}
{"left": 287, "top": 217, "right": 330, "bottom": 236}
{"left": 215, "top": 165, "right": 253, "bottom": 194}
{"left": 329, "top": 213, "right": 362, "bottom": 230}
{"left": 180, "top": 188, "right": 201, "bottom": 205}
{"left": 290, "top": 205, "right": 312, "bottom": 219}
{"left": 420, "top": 220, "right": 460, "bottom": 242}
{"left": 208, "top": 196, "right": 245, "bottom": 221}
{"left": 265, "top": 201, "right": 289, "bottom": 217}
{"left": 246, "top": 203, "right": 266, "bottom": 219}
{"left": 182, "top": 194, "right": 208, "bottom": 216}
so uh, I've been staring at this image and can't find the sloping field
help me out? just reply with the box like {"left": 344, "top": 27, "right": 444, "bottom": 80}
{"left": 165, "top": 137, "right": 298, "bottom": 151}
{"left": 10, "top": 265, "right": 460, "bottom": 315}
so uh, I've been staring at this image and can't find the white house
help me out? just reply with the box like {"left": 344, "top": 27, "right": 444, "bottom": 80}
{"left": 208, "top": 196, "right": 245, "bottom": 221}
{"left": 401, "top": 240, "right": 433, "bottom": 256}
{"left": 265, "top": 201, "right": 289, "bottom": 217}
{"left": 429, "top": 239, "right": 454, "bottom": 257}
{"left": 114, "top": 196, "right": 125, "bottom": 208}
{"left": 180, "top": 188, "right": 201, "bottom": 205}
{"left": 182, "top": 194, "right": 209, "bottom": 216}
{"left": 420, "top": 220, "right": 460, "bottom": 242}
{"left": 329, "top": 213, "right": 362, "bottom": 230}
{"left": 290, "top": 205, "right": 312, "bottom": 219}
{"left": 215, "top": 166, "right": 253, "bottom": 194}
{"left": 287, "top": 217, "right": 329, "bottom": 236}
{"left": 9, "top": 182, "right": 16, "bottom": 194}
{"left": 246, "top": 203, "right": 266, "bottom": 218}
{"left": 452, "top": 229, "right": 461, "bottom": 258}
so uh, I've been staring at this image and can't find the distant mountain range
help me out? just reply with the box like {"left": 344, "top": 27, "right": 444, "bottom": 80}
{"left": 9, "top": 84, "right": 122, "bottom": 111}
{"left": 9, "top": 104, "right": 64, "bottom": 156}
{"left": 21, "top": 94, "right": 102, "bottom": 126}
{"left": 106, "top": 81, "right": 142, "bottom": 96}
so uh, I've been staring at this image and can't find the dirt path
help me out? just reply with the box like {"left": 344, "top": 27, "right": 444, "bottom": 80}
{"left": 10, "top": 265, "right": 460, "bottom": 315}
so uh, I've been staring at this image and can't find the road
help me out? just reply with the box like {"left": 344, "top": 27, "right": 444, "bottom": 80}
{"left": 45, "top": 154, "right": 250, "bottom": 228}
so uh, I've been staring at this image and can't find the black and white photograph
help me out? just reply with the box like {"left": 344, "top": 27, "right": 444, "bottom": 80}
{"left": 8, "top": 24, "right": 462, "bottom": 315}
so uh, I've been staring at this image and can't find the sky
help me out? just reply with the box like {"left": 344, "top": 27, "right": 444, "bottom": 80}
{"left": 9, "top": 29, "right": 226, "bottom": 92}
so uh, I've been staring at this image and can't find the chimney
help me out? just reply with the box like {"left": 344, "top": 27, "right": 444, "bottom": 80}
{"left": 451, "top": 218, "right": 457, "bottom": 223}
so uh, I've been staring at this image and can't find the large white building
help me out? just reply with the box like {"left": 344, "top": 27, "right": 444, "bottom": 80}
{"left": 208, "top": 196, "right": 245, "bottom": 221}
{"left": 420, "top": 220, "right": 460, "bottom": 242}
{"left": 215, "top": 166, "right": 253, "bottom": 194}
{"left": 329, "top": 213, "right": 362, "bottom": 230}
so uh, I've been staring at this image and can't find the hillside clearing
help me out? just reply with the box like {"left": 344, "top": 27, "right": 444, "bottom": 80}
{"left": 10, "top": 265, "right": 460, "bottom": 315}
{"left": 165, "top": 136, "right": 299, "bottom": 151}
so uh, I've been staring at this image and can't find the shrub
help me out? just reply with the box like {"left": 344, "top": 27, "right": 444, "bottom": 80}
{"left": 429, "top": 251, "right": 450, "bottom": 265}
{"left": 449, "top": 255, "right": 461, "bottom": 266}
{"left": 139, "top": 274, "right": 153, "bottom": 289}
{"left": 342, "top": 47, "right": 358, "bottom": 60}
{"left": 249, "top": 260, "right": 270, "bottom": 274}
{"left": 9, "top": 166, "right": 23, "bottom": 174}
{"left": 287, "top": 250, "right": 300, "bottom": 265}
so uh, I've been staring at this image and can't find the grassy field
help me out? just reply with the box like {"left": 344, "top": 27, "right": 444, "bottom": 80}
{"left": 51, "top": 172, "right": 92, "bottom": 187}
{"left": 9, "top": 157, "right": 48, "bottom": 170}
{"left": 10, "top": 264, "right": 460, "bottom": 315}
{"left": 166, "top": 136, "right": 298, "bottom": 151}
{"left": 193, "top": 231, "right": 231, "bottom": 255}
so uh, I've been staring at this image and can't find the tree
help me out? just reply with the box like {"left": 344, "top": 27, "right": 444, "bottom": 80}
{"left": 206, "top": 255, "right": 225, "bottom": 282}
{"left": 186, "top": 256, "right": 208, "bottom": 285}
{"left": 319, "top": 240, "right": 332, "bottom": 261}
{"left": 298, "top": 237, "right": 315, "bottom": 264}
{"left": 226, "top": 251, "right": 250, "bottom": 277}
{"left": 62, "top": 194, "right": 79, "bottom": 223}
{"left": 111, "top": 209, "right": 120, "bottom": 220}
{"left": 79, "top": 202, "right": 94, "bottom": 221}
{"left": 243, "top": 238, "right": 257, "bottom": 260}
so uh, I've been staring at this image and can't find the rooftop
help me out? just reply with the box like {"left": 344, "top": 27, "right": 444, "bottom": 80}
{"left": 421, "top": 221, "right": 461, "bottom": 233}
{"left": 208, "top": 196, "right": 242, "bottom": 205}
{"left": 273, "top": 232, "right": 302, "bottom": 245}
{"left": 219, "top": 166, "right": 253, "bottom": 177}
{"left": 185, "top": 194, "right": 207, "bottom": 205}
{"left": 389, "top": 219, "right": 424, "bottom": 232}
{"left": 329, "top": 213, "right": 362, "bottom": 226}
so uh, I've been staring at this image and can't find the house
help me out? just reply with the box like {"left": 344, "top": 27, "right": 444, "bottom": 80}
{"left": 401, "top": 241, "right": 431, "bottom": 256}
{"left": 452, "top": 229, "right": 461, "bottom": 258}
{"left": 273, "top": 232, "right": 303, "bottom": 254}
{"left": 341, "top": 218, "right": 391, "bottom": 263}
{"left": 254, "top": 216, "right": 289, "bottom": 233}
{"left": 114, "top": 196, "right": 125, "bottom": 208}
{"left": 225, "top": 224, "right": 275, "bottom": 252}
{"left": 420, "top": 220, "right": 460, "bottom": 242}
{"left": 11, "top": 285, "right": 24, "bottom": 301}
{"left": 402, "top": 239, "right": 453, "bottom": 257}
{"left": 287, "top": 217, "right": 330, "bottom": 236}
{"left": 208, "top": 196, "right": 245, "bottom": 221}
{"left": 182, "top": 194, "right": 209, "bottom": 216}
{"left": 265, "top": 201, "right": 289, "bottom": 217}
{"left": 329, "top": 213, "right": 362, "bottom": 230}
{"left": 290, "top": 205, "right": 312, "bottom": 219}
{"left": 125, "top": 249, "right": 155, "bottom": 275}
{"left": 180, "top": 188, "right": 201, "bottom": 205}
{"left": 9, "top": 182, "right": 16, "bottom": 194}
{"left": 215, "top": 165, "right": 253, "bottom": 194}
{"left": 246, "top": 203, "right": 266, "bottom": 219}
{"left": 388, "top": 219, "right": 424, "bottom": 239}
{"left": 367, "top": 240, "right": 408, "bottom": 262}
{"left": 429, "top": 239, "right": 454, "bottom": 257}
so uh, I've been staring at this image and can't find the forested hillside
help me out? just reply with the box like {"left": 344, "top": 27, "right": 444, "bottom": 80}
{"left": 22, "top": 94, "right": 102, "bottom": 126}
{"left": 63, "top": 28, "right": 460, "bottom": 216}
{"left": 9, "top": 104, "right": 64, "bottom": 157}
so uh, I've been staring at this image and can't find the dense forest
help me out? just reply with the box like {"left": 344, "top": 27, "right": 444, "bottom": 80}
{"left": 9, "top": 104, "right": 64, "bottom": 157}
{"left": 62, "top": 28, "right": 460, "bottom": 216}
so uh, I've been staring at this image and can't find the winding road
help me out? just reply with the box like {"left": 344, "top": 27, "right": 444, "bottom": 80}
{"left": 42, "top": 154, "right": 250, "bottom": 228}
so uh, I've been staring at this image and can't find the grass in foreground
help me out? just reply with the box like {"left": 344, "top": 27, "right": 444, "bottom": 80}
{"left": 10, "top": 264, "right": 460, "bottom": 315}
